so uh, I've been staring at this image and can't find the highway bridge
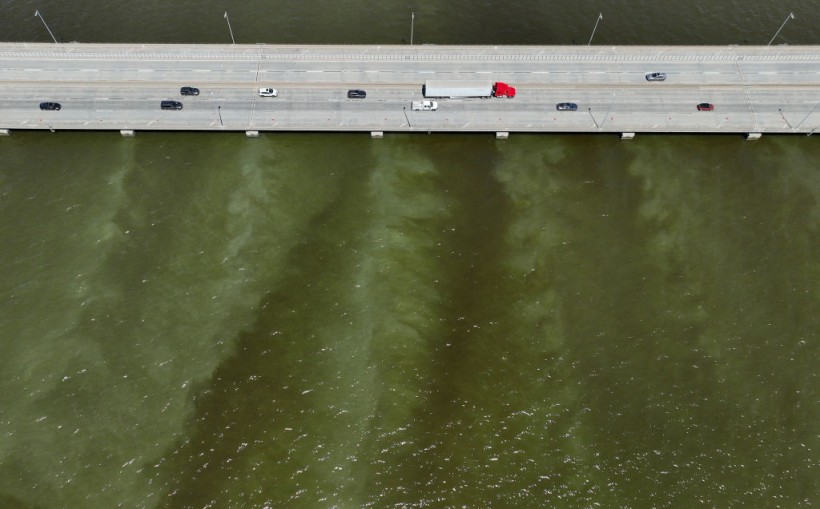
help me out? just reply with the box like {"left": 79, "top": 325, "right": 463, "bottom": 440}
{"left": 2, "top": 42, "right": 820, "bottom": 138}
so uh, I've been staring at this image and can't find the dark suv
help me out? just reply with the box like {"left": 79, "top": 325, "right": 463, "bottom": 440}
{"left": 347, "top": 89, "right": 366, "bottom": 99}
{"left": 39, "top": 102, "right": 61, "bottom": 111}
{"left": 161, "top": 100, "right": 183, "bottom": 110}
{"left": 180, "top": 87, "right": 200, "bottom": 96}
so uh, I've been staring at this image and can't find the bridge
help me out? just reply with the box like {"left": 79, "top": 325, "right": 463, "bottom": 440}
{"left": 2, "top": 42, "right": 820, "bottom": 138}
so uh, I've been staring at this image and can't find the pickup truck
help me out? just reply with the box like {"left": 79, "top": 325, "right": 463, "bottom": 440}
{"left": 411, "top": 100, "right": 438, "bottom": 111}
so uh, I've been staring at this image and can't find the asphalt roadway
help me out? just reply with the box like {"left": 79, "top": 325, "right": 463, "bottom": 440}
{"left": 2, "top": 43, "right": 820, "bottom": 135}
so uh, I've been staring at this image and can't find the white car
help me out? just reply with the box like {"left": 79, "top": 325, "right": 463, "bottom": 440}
{"left": 258, "top": 88, "right": 278, "bottom": 97}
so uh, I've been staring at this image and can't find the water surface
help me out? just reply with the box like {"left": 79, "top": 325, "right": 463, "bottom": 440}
{"left": 0, "top": 1, "right": 818, "bottom": 507}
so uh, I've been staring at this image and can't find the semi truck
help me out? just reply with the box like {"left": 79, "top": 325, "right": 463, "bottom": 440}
{"left": 422, "top": 80, "right": 516, "bottom": 99}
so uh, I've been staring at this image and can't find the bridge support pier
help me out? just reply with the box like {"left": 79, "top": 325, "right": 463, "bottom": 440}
{"left": 496, "top": 131, "right": 509, "bottom": 139}
{"left": 120, "top": 130, "right": 135, "bottom": 137}
{"left": 0, "top": 129, "right": 10, "bottom": 136}
{"left": 746, "top": 132, "right": 762, "bottom": 141}
{"left": 621, "top": 132, "right": 636, "bottom": 140}
{"left": 371, "top": 131, "right": 384, "bottom": 138}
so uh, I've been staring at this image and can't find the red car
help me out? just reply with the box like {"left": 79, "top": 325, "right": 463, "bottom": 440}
{"left": 697, "top": 103, "right": 714, "bottom": 111}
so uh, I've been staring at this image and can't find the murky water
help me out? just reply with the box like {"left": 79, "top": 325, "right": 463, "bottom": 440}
{"left": 0, "top": 2, "right": 818, "bottom": 508}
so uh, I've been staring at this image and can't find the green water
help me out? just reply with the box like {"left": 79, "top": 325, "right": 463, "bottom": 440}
{"left": 1, "top": 132, "right": 817, "bottom": 507}
{"left": 2, "top": 0, "right": 820, "bottom": 506}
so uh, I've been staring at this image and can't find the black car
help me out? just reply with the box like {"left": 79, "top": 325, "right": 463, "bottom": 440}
{"left": 161, "top": 100, "right": 183, "bottom": 110}
{"left": 39, "top": 102, "right": 61, "bottom": 111}
{"left": 347, "top": 89, "right": 366, "bottom": 99}
{"left": 180, "top": 87, "right": 200, "bottom": 96}
{"left": 556, "top": 102, "right": 578, "bottom": 111}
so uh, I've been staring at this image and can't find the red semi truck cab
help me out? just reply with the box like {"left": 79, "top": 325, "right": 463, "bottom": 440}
{"left": 493, "top": 82, "right": 516, "bottom": 98}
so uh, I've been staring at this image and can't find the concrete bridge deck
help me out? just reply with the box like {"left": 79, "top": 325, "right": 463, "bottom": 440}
{"left": 2, "top": 43, "right": 820, "bottom": 136}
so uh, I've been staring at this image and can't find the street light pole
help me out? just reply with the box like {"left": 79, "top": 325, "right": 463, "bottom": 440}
{"left": 795, "top": 101, "right": 819, "bottom": 130}
{"left": 224, "top": 11, "right": 235, "bottom": 44}
{"left": 411, "top": 12, "right": 415, "bottom": 45}
{"left": 34, "top": 10, "right": 58, "bottom": 43}
{"left": 588, "top": 13, "right": 603, "bottom": 46}
{"left": 588, "top": 107, "right": 600, "bottom": 128}
{"left": 768, "top": 12, "right": 794, "bottom": 46}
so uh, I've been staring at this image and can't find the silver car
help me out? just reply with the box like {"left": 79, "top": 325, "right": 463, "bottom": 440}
{"left": 645, "top": 72, "right": 666, "bottom": 82}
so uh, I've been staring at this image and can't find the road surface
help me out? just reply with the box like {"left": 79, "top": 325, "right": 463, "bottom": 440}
{"left": 2, "top": 43, "right": 819, "bottom": 136}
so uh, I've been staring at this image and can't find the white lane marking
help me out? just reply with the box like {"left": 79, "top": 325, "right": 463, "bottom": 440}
{"left": 307, "top": 70, "right": 323, "bottom": 73}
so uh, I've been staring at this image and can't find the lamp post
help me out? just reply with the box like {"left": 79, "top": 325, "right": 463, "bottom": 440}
{"left": 588, "top": 107, "right": 600, "bottom": 128}
{"left": 778, "top": 108, "right": 793, "bottom": 129}
{"left": 768, "top": 12, "right": 794, "bottom": 46}
{"left": 224, "top": 11, "right": 235, "bottom": 44}
{"left": 796, "top": 102, "right": 819, "bottom": 130}
{"left": 411, "top": 12, "right": 415, "bottom": 45}
{"left": 588, "top": 13, "right": 603, "bottom": 46}
{"left": 34, "top": 10, "right": 58, "bottom": 43}
{"left": 403, "top": 106, "right": 411, "bottom": 127}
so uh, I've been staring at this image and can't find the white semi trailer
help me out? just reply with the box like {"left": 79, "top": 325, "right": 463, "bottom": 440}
{"left": 422, "top": 80, "right": 516, "bottom": 99}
